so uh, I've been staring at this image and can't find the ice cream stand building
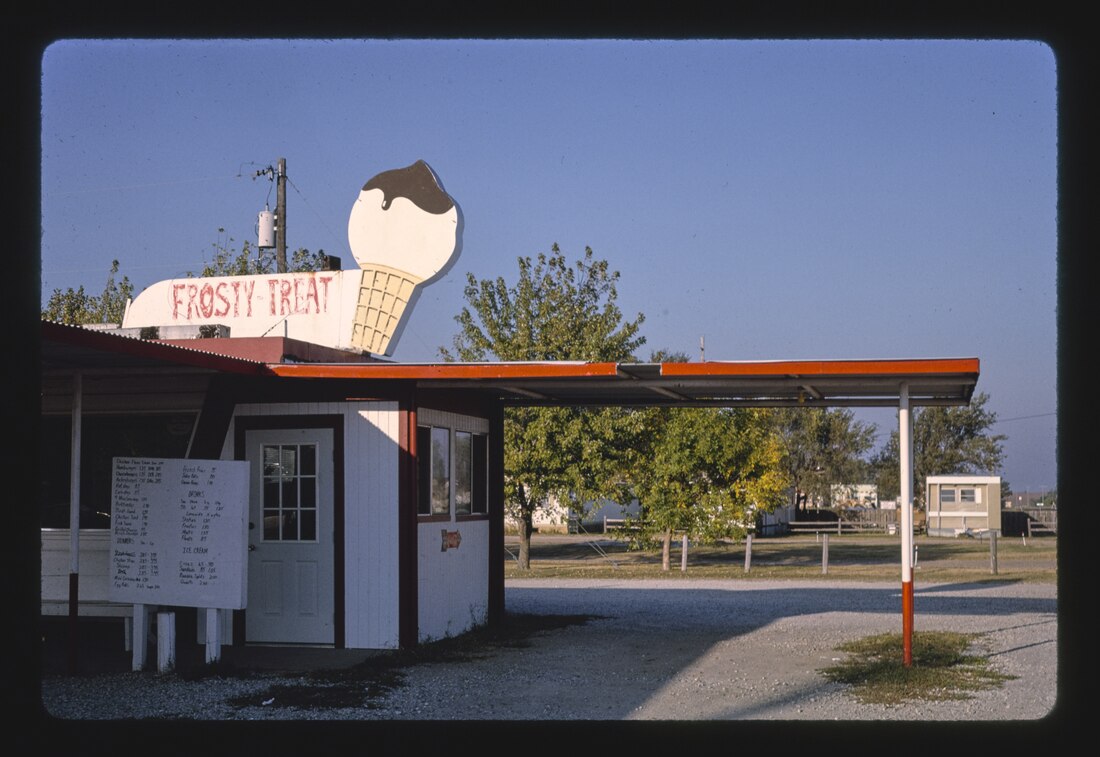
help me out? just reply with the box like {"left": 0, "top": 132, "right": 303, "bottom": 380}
{"left": 40, "top": 161, "right": 983, "bottom": 669}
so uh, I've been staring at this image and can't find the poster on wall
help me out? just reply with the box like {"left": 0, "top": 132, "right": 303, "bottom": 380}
{"left": 108, "top": 457, "right": 249, "bottom": 610}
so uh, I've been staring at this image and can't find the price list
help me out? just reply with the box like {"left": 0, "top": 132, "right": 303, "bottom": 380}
{"left": 109, "top": 457, "right": 248, "bottom": 609}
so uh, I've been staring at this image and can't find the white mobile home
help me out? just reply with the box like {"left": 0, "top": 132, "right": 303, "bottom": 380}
{"left": 925, "top": 475, "right": 1002, "bottom": 537}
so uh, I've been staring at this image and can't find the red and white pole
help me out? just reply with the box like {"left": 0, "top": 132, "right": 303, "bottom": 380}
{"left": 899, "top": 382, "right": 914, "bottom": 666}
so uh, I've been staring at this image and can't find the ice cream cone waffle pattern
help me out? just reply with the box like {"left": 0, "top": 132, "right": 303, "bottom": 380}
{"left": 350, "top": 265, "right": 423, "bottom": 355}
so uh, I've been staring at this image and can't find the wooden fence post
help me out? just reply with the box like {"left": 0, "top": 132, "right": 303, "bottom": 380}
{"left": 681, "top": 534, "right": 688, "bottom": 573}
{"left": 822, "top": 534, "right": 829, "bottom": 574}
{"left": 744, "top": 534, "right": 753, "bottom": 573}
{"left": 990, "top": 531, "right": 998, "bottom": 575}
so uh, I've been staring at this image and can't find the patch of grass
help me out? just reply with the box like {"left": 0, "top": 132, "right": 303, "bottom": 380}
{"left": 821, "top": 631, "right": 1016, "bottom": 705}
{"left": 224, "top": 612, "right": 596, "bottom": 711}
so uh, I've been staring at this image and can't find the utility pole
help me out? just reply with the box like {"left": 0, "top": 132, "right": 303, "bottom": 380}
{"left": 276, "top": 157, "right": 287, "bottom": 272}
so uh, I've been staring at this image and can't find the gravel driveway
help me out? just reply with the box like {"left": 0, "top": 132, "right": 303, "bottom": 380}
{"left": 38, "top": 577, "right": 1058, "bottom": 726}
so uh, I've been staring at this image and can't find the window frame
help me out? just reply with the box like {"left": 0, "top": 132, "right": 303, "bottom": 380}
{"left": 417, "top": 422, "right": 490, "bottom": 521}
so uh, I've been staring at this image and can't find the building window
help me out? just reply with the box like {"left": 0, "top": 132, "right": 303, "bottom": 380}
{"left": 472, "top": 433, "right": 488, "bottom": 515}
{"left": 418, "top": 425, "right": 488, "bottom": 518}
{"left": 960, "top": 488, "right": 977, "bottom": 504}
{"left": 941, "top": 488, "right": 956, "bottom": 504}
{"left": 454, "top": 431, "right": 473, "bottom": 516}
{"left": 261, "top": 443, "right": 318, "bottom": 541}
{"left": 417, "top": 425, "right": 451, "bottom": 516}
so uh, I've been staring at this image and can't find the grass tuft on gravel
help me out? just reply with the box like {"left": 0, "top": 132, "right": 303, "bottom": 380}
{"left": 821, "top": 631, "right": 1016, "bottom": 705}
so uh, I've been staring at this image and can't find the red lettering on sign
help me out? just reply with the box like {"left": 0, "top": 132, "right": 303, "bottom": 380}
{"left": 214, "top": 282, "right": 230, "bottom": 317}
{"left": 268, "top": 280, "right": 277, "bottom": 316}
{"left": 280, "top": 280, "right": 292, "bottom": 316}
{"left": 293, "top": 278, "right": 304, "bottom": 314}
{"left": 306, "top": 277, "right": 319, "bottom": 312}
{"left": 230, "top": 281, "right": 241, "bottom": 317}
{"left": 199, "top": 283, "right": 215, "bottom": 318}
{"left": 319, "top": 276, "right": 332, "bottom": 312}
{"left": 172, "top": 284, "right": 187, "bottom": 319}
{"left": 187, "top": 284, "right": 199, "bottom": 320}
{"left": 243, "top": 280, "right": 255, "bottom": 317}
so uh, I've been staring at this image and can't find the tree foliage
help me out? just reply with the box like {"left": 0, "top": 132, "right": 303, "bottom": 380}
{"left": 615, "top": 350, "right": 787, "bottom": 569}
{"left": 872, "top": 392, "right": 1006, "bottom": 507}
{"left": 442, "top": 244, "right": 646, "bottom": 569}
{"left": 196, "top": 230, "right": 329, "bottom": 277}
{"left": 42, "top": 259, "right": 134, "bottom": 326}
{"left": 626, "top": 404, "right": 787, "bottom": 569}
{"left": 771, "top": 407, "right": 878, "bottom": 513}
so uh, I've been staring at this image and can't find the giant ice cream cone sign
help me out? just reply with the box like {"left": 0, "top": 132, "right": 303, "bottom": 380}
{"left": 121, "top": 160, "right": 462, "bottom": 356}
{"left": 347, "top": 160, "right": 461, "bottom": 354}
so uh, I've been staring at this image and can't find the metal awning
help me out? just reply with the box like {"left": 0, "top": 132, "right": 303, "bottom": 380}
{"left": 268, "top": 357, "right": 980, "bottom": 408}
{"left": 41, "top": 321, "right": 979, "bottom": 409}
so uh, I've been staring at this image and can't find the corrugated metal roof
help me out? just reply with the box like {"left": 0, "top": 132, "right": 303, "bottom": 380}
{"left": 40, "top": 320, "right": 270, "bottom": 375}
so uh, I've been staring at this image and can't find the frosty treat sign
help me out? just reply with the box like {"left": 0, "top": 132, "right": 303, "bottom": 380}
{"left": 108, "top": 457, "right": 249, "bottom": 610}
{"left": 121, "top": 160, "right": 463, "bottom": 356}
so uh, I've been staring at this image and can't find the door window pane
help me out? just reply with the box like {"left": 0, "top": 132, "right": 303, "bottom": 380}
{"left": 260, "top": 443, "right": 318, "bottom": 541}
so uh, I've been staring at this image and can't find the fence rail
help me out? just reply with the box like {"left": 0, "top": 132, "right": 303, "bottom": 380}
{"left": 786, "top": 519, "right": 887, "bottom": 535}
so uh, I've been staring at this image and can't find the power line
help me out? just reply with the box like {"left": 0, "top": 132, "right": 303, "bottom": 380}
{"left": 43, "top": 173, "right": 246, "bottom": 198}
{"left": 993, "top": 412, "right": 1056, "bottom": 424}
{"left": 286, "top": 176, "right": 349, "bottom": 256}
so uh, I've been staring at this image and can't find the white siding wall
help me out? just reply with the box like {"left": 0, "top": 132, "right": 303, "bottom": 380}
{"left": 417, "top": 519, "right": 489, "bottom": 642}
{"left": 416, "top": 408, "right": 491, "bottom": 643}
{"left": 41, "top": 530, "right": 129, "bottom": 615}
{"left": 228, "top": 401, "right": 402, "bottom": 650}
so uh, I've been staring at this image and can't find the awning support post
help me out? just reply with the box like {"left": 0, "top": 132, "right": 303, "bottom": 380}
{"left": 899, "top": 382, "right": 914, "bottom": 667}
{"left": 67, "top": 371, "right": 82, "bottom": 674}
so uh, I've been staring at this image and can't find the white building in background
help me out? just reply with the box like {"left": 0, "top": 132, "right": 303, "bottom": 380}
{"left": 925, "top": 475, "right": 1002, "bottom": 537}
{"left": 505, "top": 496, "right": 640, "bottom": 534}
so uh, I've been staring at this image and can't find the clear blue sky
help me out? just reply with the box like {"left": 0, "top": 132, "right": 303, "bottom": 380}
{"left": 39, "top": 38, "right": 1058, "bottom": 491}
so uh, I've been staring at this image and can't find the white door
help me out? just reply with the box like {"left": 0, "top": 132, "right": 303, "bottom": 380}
{"left": 245, "top": 427, "right": 334, "bottom": 644}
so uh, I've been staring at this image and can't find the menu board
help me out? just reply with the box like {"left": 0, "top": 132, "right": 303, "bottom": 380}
{"left": 108, "top": 457, "right": 249, "bottom": 609}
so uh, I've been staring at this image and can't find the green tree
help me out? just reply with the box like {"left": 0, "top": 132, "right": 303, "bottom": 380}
{"left": 42, "top": 259, "right": 133, "bottom": 326}
{"left": 615, "top": 350, "right": 787, "bottom": 569}
{"left": 772, "top": 407, "right": 877, "bottom": 514}
{"left": 196, "top": 229, "right": 329, "bottom": 277}
{"left": 626, "top": 403, "right": 787, "bottom": 570}
{"left": 442, "top": 244, "right": 646, "bottom": 569}
{"left": 872, "top": 392, "right": 1006, "bottom": 507}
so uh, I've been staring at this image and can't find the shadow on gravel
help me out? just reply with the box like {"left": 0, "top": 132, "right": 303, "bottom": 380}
{"left": 38, "top": 584, "right": 1056, "bottom": 722}
{"left": 500, "top": 583, "right": 1057, "bottom": 719}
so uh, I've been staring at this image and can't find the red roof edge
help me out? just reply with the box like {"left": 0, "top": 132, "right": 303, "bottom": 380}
{"left": 41, "top": 320, "right": 272, "bottom": 375}
{"left": 660, "top": 358, "right": 980, "bottom": 377}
